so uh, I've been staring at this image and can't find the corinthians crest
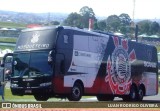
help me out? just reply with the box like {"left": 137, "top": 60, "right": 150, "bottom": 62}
{"left": 31, "top": 32, "right": 40, "bottom": 43}
{"left": 105, "top": 36, "right": 136, "bottom": 94}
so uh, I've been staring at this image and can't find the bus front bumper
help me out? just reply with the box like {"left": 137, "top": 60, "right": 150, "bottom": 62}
{"left": 10, "top": 85, "right": 53, "bottom": 96}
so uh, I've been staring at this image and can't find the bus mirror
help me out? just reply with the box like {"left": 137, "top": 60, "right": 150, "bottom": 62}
{"left": 14, "top": 60, "right": 17, "bottom": 66}
{"left": 0, "top": 53, "right": 13, "bottom": 67}
{"left": 48, "top": 50, "right": 54, "bottom": 65}
{"left": 0, "top": 60, "right": 4, "bottom": 67}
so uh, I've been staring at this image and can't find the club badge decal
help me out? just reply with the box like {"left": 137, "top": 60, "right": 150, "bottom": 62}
{"left": 31, "top": 32, "right": 40, "bottom": 43}
{"left": 105, "top": 36, "right": 136, "bottom": 94}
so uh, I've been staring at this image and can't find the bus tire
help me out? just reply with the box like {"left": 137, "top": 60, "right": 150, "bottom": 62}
{"left": 129, "top": 85, "right": 138, "bottom": 101}
{"left": 67, "top": 82, "right": 82, "bottom": 101}
{"left": 123, "top": 85, "right": 138, "bottom": 101}
{"left": 97, "top": 95, "right": 114, "bottom": 101}
{"left": 34, "top": 94, "right": 49, "bottom": 101}
{"left": 137, "top": 87, "right": 144, "bottom": 101}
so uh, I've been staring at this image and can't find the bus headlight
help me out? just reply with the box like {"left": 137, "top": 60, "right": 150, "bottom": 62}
{"left": 14, "top": 60, "right": 17, "bottom": 65}
{"left": 11, "top": 84, "right": 18, "bottom": 87}
{"left": 40, "top": 82, "right": 52, "bottom": 87}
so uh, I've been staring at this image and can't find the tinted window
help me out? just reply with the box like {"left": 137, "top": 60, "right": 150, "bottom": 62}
{"left": 13, "top": 51, "right": 52, "bottom": 77}
{"left": 13, "top": 53, "right": 30, "bottom": 76}
{"left": 30, "top": 52, "right": 52, "bottom": 75}
{"left": 15, "top": 28, "right": 57, "bottom": 51}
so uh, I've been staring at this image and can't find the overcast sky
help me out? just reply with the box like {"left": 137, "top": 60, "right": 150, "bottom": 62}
{"left": 0, "top": 0, "right": 159, "bottom": 19}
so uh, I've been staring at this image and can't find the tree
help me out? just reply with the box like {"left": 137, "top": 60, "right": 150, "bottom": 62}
{"left": 79, "top": 6, "right": 95, "bottom": 17}
{"left": 79, "top": 6, "right": 97, "bottom": 28}
{"left": 63, "top": 12, "right": 82, "bottom": 28}
{"left": 149, "top": 21, "right": 160, "bottom": 35}
{"left": 118, "top": 13, "right": 132, "bottom": 35}
{"left": 119, "top": 13, "right": 131, "bottom": 26}
{"left": 137, "top": 20, "right": 152, "bottom": 35}
{"left": 119, "top": 26, "right": 128, "bottom": 34}
{"left": 97, "top": 20, "right": 107, "bottom": 31}
{"left": 50, "top": 21, "right": 60, "bottom": 25}
{"left": 106, "top": 15, "right": 121, "bottom": 32}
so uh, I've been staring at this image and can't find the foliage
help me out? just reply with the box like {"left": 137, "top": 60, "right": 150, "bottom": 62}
{"left": 79, "top": 6, "right": 95, "bottom": 17}
{"left": 137, "top": 20, "right": 160, "bottom": 35}
{"left": 119, "top": 13, "right": 131, "bottom": 26}
{"left": 50, "top": 21, "right": 60, "bottom": 25}
{"left": 63, "top": 12, "right": 82, "bottom": 28}
{"left": 97, "top": 20, "right": 106, "bottom": 31}
{"left": 63, "top": 6, "right": 160, "bottom": 37}
{"left": 79, "top": 6, "right": 97, "bottom": 28}
{"left": 63, "top": 6, "right": 97, "bottom": 29}
{"left": 119, "top": 13, "right": 132, "bottom": 34}
{"left": 96, "top": 13, "right": 132, "bottom": 34}
{"left": 105, "top": 15, "right": 121, "bottom": 32}
{"left": 150, "top": 21, "right": 160, "bottom": 35}
{"left": 137, "top": 20, "right": 152, "bottom": 35}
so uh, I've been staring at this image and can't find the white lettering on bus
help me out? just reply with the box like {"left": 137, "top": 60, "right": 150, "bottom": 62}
{"left": 144, "top": 61, "right": 157, "bottom": 68}
{"left": 17, "top": 44, "right": 50, "bottom": 50}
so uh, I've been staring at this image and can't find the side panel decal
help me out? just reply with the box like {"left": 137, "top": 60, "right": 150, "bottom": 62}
{"left": 105, "top": 37, "right": 136, "bottom": 95}
{"left": 64, "top": 35, "right": 109, "bottom": 87}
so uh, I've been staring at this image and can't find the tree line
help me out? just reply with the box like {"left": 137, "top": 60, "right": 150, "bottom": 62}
{"left": 51, "top": 6, "right": 160, "bottom": 37}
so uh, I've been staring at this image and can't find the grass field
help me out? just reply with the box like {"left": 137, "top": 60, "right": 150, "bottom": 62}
{"left": 0, "top": 21, "right": 26, "bottom": 28}
{"left": 4, "top": 88, "right": 35, "bottom": 101}
{"left": 0, "top": 45, "right": 14, "bottom": 50}
{"left": 0, "top": 37, "right": 16, "bottom": 51}
{"left": 0, "top": 37, "right": 17, "bottom": 43}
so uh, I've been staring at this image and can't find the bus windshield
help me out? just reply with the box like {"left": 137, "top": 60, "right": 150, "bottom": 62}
{"left": 15, "top": 28, "right": 57, "bottom": 51}
{"left": 13, "top": 51, "right": 52, "bottom": 77}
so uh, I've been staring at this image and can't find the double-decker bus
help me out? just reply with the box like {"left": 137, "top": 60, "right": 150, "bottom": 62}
{"left": 1, "top": 26, "right": 158, "bottom": 101}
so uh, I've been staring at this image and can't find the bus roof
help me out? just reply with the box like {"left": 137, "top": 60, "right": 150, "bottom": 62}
{"left": 22, "top": 26, "right": 115, "bottom": 38}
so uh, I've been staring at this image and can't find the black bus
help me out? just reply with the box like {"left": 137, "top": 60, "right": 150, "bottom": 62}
{"left": 1, "top": 26, "right": 158, "bottom": 101}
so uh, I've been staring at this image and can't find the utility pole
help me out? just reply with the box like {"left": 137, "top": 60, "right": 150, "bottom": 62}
{"left": 133, "top": 0, "right": 138, "bottom": 42}
{"left": 47, "top": 12, "right": 50, "bottom": 25}
{"left": 133, "top": 0, "right": 135, "bottom": 23}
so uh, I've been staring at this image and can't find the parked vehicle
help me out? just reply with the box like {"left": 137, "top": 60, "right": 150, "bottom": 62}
{"left": 1, "top": 26, "right": 158, "bottom": 101}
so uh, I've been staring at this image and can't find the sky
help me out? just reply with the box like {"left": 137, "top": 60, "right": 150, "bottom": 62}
{"left": 0, "top": 0, "right": 160, "bottom": 19}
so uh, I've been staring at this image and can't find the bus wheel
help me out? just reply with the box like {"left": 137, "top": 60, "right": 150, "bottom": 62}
{"left": 67, "top": 83, "right": 82, "bottom": 101}
{"left": 129, "top": 85, "right": 138, "bottom": 101}
{"left": 97, "top": 95, "right": 114, "bottom": 101}
{"left": 137, "top": 87, "right": 144, "bottom": 101}
{"left": 123, "top": 85, "right": 138, "bottom": 101}
{"left": 34, "top": 94, "right": 49, "bottom": 101}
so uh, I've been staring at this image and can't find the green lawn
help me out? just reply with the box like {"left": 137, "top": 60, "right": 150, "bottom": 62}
{"left": 0, "top": 21, "right": 26, "bottom": 28}
{"left": 0, "top": 37, "right": 16, "bottom": 51}
{"left": 0, "top": 37, "right": 17, "bottom": 43}
{"left": 0, "top": 46, "right": 14, "bottom": 50}
{"left": 4, "top": 88, "right": 35, "bottom": 101}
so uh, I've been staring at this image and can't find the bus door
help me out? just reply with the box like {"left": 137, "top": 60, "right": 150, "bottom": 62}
{"left": 54, "top": 53, "right": 65, "bottom": 92}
